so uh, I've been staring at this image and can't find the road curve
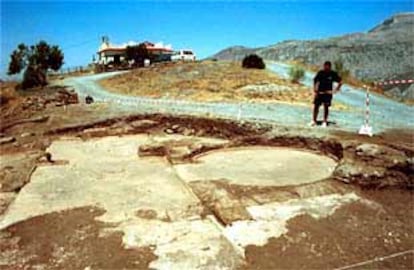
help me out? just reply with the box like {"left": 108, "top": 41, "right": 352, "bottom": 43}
{"left": 268, "top": 62, "right": 414, "bottom": 130}
{"left": 63, "top": 63, "right": 414, "bottom": 133}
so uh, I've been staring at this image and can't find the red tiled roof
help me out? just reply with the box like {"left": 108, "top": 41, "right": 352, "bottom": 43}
{"left": 99, "top": 46, "right": 173, "bottom": 54}
{"left": 147, "top": 47, "right": 173, "bottom": 52}
{"left": 98, "top": 48, "right": 126, "bottom": 53}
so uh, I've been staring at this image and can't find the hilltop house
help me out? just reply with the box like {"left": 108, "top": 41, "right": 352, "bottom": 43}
{"left": 97, "top": 37, "right": 173, "bottom": 66}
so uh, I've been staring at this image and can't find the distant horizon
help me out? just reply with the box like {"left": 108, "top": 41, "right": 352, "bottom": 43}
{"left": 1, "top": 1, "right": 413, "bottom": 80}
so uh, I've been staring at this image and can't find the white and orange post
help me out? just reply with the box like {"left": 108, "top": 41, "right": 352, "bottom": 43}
{"left": 237, "top": 104, "right": 242, "bottom": 121}
{"left": 358, "top": 84, "right": 373, "bottom": 136}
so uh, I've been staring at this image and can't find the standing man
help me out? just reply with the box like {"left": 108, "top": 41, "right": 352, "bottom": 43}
{"left": 310, "top": 61, "right": 342, "bottom": 127}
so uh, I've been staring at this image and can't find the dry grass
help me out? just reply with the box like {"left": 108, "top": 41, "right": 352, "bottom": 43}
{"left": 99, "top": 61, "right": 348, "bottom": 110}
{"left": 0, "top": 81, "right": 26, "bottom": 121}
{"left": 0, "top": 82, "right": 20, "bottom": 105}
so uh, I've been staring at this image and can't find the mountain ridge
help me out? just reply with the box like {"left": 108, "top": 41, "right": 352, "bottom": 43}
{"left": 210, "top": 13, "right": 414, "bottom": 80}
{"left": 210, "top": 13, "right": 414, "bottom": 100}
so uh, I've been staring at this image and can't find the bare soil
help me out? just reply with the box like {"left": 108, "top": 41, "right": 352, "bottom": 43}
{"left": 0, "top": 84, "right": 413, "bottom": 269}
{"left": 242, "top": 188, "right": 414, "bottom": 270}
{"left": 0, "top": 207, "right": 156, "bottom": 269}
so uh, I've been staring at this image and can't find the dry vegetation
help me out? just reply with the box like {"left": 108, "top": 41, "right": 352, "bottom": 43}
{"left": 0, "top": 82, "right": 23, "bottom": 115}
{"left": 285, "top": 60, "right": 386, "bottom": 94}
{"left": 0, "top": 82, "right": 19, "bottom": 103}
{"left": 100, "top": 61, "right": 348, "bottom": 109}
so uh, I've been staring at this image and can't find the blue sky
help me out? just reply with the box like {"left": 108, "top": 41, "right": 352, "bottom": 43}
{"left": 1, "top": 1, "right": 413, "bottom": 78}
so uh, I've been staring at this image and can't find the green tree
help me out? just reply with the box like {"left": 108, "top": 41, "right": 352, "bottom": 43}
{"left": 288, "top": 65, "right": 305, "bottom": 83}
{"left": 125, "top": 43, "right": 151, "bottom": 67}
{"left": 125, "top": 46, "right": 137, "bottom": 62}
{"left": 334, "top": 59, "right": 350, "bottom": 80}
{"left": 8, "top": 41, "right": 64, "bottom": 89}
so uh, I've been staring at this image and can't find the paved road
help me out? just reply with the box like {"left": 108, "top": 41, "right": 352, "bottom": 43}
{"left": 64, "top": 63, "right": 414, "bottom": 133}
{"left": 268, "top": 62, "right": 414, "bottom": 130}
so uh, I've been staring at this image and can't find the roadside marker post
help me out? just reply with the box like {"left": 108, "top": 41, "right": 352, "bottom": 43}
{"left": 376, "top": 78, "right": 414, "bottom": 86}
{"left": 358, "top": 85, "right": 373, "bottom": 137}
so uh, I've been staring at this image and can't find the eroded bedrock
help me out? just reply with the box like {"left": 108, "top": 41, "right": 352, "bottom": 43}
{"left": 174, "top": 147, "right": 337, "bottom": 186}
{"left": 0, "top": 135, "right": 376, "bottom": 269}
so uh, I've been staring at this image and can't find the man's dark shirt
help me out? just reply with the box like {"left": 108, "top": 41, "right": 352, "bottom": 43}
{"left": 314, "top": 70, "right": 342, "bottom": 92}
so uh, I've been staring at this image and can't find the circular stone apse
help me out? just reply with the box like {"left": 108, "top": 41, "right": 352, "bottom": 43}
{"left": 174, "top": 147, "right": 338, "bottom": 187}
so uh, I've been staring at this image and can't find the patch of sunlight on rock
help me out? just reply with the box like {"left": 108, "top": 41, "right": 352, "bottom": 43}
{"left": 112, "top": 218, "right": 243, "bottom": 270}
{"left": 174, "top": 147, "right": 337, "bottom": 186}
{"left": 0, "top": 135, "right": 203, "bottom": 229}
{"left": 223, "top": 193, "right": 360, "bottom": 248}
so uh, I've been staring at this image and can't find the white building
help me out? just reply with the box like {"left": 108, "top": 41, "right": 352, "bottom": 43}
{"left": 97, "top": 37, "right": 173, "bottom": 65}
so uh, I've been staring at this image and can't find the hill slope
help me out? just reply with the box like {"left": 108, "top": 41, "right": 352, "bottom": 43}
{"left": 211, "top": 13, "right": 414, "bottom": 100}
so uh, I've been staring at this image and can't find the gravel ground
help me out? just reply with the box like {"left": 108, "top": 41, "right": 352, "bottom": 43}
{"left": 63, "top": 63, "right": 414, "bottom": 133}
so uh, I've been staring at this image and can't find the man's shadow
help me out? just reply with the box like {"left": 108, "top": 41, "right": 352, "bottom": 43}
{"left": 315, "top": 120, "right": 337, "bottom": 126}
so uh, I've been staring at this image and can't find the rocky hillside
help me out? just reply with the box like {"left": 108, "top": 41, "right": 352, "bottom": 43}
{"left": 211, "top": 13, "right": 414, "bottom": 100}
{"left": 210, "top": 46, "right": 258, "bottom": 61}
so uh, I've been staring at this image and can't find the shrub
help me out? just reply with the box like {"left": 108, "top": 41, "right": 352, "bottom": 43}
{"left": 288, "top": 65, "right": 305, "bottom": 83}
{"left": 0, "top": 82, "right": 18, "bottom": 106}
{"left": 242, "top": 54, "right": 265, "bottom": 69}
{"left": 334, "top": 59, "right": 350, "bottom": 80}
